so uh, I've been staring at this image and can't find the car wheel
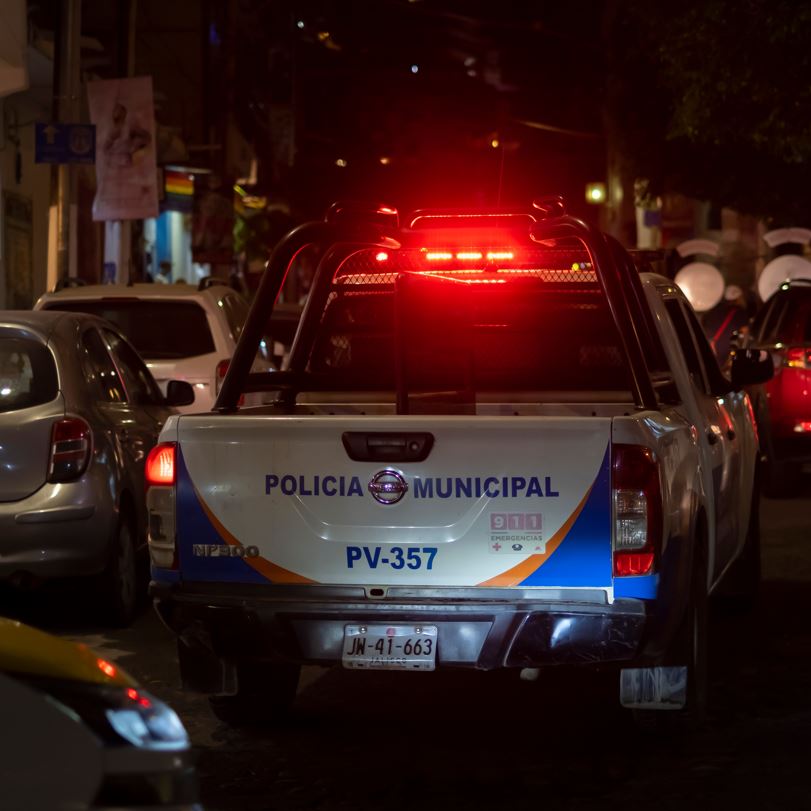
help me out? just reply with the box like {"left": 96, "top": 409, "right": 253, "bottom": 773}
{"left": 208, "top": 661, "right": 300, "bottom": 728}
{"left": 99, "top": 514, "right": 138, "bottom": 627}
{"left": 634, "top": 540, "right": 709, "bottom": 733}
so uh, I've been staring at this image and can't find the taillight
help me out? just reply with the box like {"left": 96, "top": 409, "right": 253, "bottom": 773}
{"left": 215, "top": 357, "right": 245, "bottom": 405}
{"left": 145, "top": 442, "right": 177, "bottom": 569}
{"left": 784, "top": 347, "right": 811, "bottom": 368}
{"left": 612, "top": 444, "right": 662, "bottom": 577}
{"left": 145, "top": 442, "right": 176, "bottom": 487}
{"left": 48, "top": 417, "right": 91, "bottom": 483}
{"left": 215, "top": 358, "right": 230, "bottom": 395}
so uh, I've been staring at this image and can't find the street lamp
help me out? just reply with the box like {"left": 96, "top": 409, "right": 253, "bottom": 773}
{"left": 586, "top": 182, "right": 606, "bottom": 204}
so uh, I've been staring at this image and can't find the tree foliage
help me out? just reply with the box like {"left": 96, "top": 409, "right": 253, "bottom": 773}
{"left": 605, "top": 0, "right": 811, "bottom": 223}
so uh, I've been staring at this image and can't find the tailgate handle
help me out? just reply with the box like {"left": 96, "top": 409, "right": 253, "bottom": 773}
{"left": 342, "top": 432, "right": 434, "bottom": 462}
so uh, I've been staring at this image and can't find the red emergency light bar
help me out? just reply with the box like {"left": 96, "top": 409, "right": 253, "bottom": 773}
{"left": 378, "top": 249, "right": 517, "bottom": 263}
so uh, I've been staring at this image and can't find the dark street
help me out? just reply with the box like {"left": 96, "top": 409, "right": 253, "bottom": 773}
{"left": 5, "top": 482, "right": 810, "bottom": 811}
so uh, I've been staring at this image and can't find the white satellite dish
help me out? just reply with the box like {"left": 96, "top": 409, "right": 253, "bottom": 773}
{"left": 674, "top": 262, "right": 725, "bottom": 312}
{"left": 758, "top": 254, "right": 811, "bottom": 301}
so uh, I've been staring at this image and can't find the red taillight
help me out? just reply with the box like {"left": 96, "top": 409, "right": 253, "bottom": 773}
{"left": 48, "top": 417, "right": 91, "bottom": 483}
{"left": 146, "top": 442, "right": 178, "bottom": 569}
{"left": 145, "top": 442, "right": 176, "bottom": 487}
{"left": 794, "top": 421, "right": 811, "bottom": 433}
{"left": 612, "top": 444, "right": 662, "bottom": 578}
{"left": 784, "top": 347, "right": 811, "bottom": 368}
{"left": 215, "top": 358, "right": 230, "bottom": 394}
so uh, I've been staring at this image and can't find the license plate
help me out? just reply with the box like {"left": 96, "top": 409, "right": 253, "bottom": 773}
{"left": 342, "top": 625, "right": 437, "bottom": 671}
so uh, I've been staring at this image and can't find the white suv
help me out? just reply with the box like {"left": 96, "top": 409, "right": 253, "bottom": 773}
{"left": 35, "top": 279, "right": 271, "bottom": 413}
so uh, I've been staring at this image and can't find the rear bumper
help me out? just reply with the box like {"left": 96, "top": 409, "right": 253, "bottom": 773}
{"left": 152, "top": 582, "right": 651, "bottom": 677}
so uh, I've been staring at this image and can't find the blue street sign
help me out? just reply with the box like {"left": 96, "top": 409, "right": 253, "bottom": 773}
{"left": 35, "top": 123, "right": 96, "bottom": 165}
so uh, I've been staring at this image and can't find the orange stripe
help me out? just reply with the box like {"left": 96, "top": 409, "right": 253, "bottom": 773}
{"left": 477, "top": 484, "right": 593, "bottom": 587}
{"left": 195, "top": 488, "right": 315, "bottom": 584}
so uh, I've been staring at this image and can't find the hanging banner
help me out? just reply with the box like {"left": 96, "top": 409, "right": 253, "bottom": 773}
{"left": 87, "top": 76, "right": 159, "bottom": 221}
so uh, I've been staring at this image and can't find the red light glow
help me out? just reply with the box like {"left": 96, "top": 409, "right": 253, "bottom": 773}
{"left": 425, "top": 252, "right": 453, "bottom": 261}
{"left": 456, "top": 251, "right": 483, "bottom": 261}
{"left": 97, "top": 658, "right": 117, "bottom": 678}
{"left": 375, "top": 251, "right": 389, "bottom": 262}
{"left": 614, "top": 552, "right": 655, "bottom": 577}
{"left": 145, "top": 443, "right": 176, "bottom": 487}
{"left": 126, "top": 687, "right": 153, "bottom": 708}
{"left": 486, "top": 251, "right": 514, "bottom": 261}
{"left": 794, "top": 422, "right": 811, "bottom": 433}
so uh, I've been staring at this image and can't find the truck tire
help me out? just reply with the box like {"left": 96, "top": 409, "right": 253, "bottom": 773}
{"left": 208, "top": 661, "right": 300, "bottom": 728}
{"left": 634, "top": 539, "right": 709, "bottom": 732}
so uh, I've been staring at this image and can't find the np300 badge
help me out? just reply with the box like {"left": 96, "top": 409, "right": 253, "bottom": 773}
{"left": 368, "top": 470, "right": 408, "bottom": 505}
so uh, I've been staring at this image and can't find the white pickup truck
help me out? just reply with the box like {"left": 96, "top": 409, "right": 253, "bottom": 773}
{"left": 147, "top": 200, "right": 772, "bottom": 727}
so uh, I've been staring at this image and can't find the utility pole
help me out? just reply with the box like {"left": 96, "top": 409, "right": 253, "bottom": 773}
{"left": 106, "top": 0, "right": 138, "bottom": 285}
{"left": 48, "top": 0, "right": 82, "bottom": 290}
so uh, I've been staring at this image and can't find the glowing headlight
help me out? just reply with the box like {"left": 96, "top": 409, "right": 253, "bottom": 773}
{"left": 106, "top": 688, "right": 189, "bottom": 750}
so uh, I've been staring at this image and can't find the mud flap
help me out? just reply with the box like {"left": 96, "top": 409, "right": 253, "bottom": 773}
{"left": 619, "top": 666, "right": 687, "bottom": 710}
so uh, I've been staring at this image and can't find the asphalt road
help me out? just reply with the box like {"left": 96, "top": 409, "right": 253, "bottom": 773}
{"left": 5, "top": 482, "right": 811, "bottom": 811}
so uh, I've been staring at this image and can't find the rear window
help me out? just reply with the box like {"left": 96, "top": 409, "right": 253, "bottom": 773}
{"left": 42, "top": 300, "right": 215, "bottom": 359}
{"left": 0, "top": 337, "right": 58, "bottom": 413}
{"left": 306, "top": 248, "right": 632, "bottom": 395}
{"left": 773, "top": 287, "right": 811, "bottom": 343}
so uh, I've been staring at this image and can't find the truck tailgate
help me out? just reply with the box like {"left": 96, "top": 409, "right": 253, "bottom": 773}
{"left": 175, "top": 415, "right": 612, "bottom": 589}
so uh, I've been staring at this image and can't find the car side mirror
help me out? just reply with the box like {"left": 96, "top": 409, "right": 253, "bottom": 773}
{"left": 165, "top": 379, "right": 195, "bottom": 407}
{"left": 729, "top": 348, "right": 774, "bottom": 388}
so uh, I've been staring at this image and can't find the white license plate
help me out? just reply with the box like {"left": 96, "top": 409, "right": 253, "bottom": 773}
{"left": 342, "top": 625, "right": 437, "bottom": 671}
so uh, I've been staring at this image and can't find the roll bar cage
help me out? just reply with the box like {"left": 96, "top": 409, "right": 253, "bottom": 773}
{"left": 215, "top": 200, "right": 659, "bottom": 413}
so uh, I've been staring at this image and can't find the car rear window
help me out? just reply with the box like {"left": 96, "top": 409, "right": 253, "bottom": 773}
{"left": 774, "top": 287, "right": 811, "bottom": 343}
{"left": 43, "top": 300, "right": 215, "bottom": 359}
{"left": 0, "top": 337, "right": 58, "bottom": 413}
{"left": 306, "top": 248, "right": 633, "bottom": 395}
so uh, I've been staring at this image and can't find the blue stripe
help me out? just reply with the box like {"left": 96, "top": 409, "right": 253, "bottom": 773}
{"left": 518, "top": 445, "right": 612, "bottom": 587}
{"left": 613, "top": 574, "right": 659, "bottom": 599}
{"left": 176, "top": 449, "right": 269, "bottom": 584}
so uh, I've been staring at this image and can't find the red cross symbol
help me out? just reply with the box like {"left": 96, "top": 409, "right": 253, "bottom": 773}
{"left": 492, "top": 542, "right": 502, "bottom": 551}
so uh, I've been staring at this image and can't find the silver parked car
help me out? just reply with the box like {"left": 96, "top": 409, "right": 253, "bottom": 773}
{"left": 0, "top": 311, "right": 194, "bottom": 625}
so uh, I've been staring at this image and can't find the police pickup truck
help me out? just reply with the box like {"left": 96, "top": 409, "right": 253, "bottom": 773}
{"left": 147, "top": 199, "right": 772, "bottom": 727}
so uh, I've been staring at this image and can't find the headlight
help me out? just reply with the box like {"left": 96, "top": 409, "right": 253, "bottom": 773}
{"left": 105, "top": 688, "right": 189, "bottom": 750}
{"left": 23, "top": 677, "right": 190, "bottom": 751}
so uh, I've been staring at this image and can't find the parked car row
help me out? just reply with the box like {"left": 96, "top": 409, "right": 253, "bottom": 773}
{"left": 1, "top": 278, "right": 300, "bottom": 629}
{"left": 737, "top": 279, "right": 811, "bottom": 495}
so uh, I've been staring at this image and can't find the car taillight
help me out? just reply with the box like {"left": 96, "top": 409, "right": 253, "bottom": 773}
{"left": 215, "top": 357, "right": 245, "bottom": 405}
{"left": 146, "top": 443, "right": 176, "bottom": 487}
{"left": 48, "top": 417, "right": 92, "bottom": 483}
{"left": 612, "top": 444, "right": 662, "bottom": 577}
{"left": 145, "top": 442, "right": 177, "bottom": 569}
{"left": 215, "top": 358, "right": 230, "bottom": 395}
{"left": 783, "top": 347, "right": 811, "bottom": 368}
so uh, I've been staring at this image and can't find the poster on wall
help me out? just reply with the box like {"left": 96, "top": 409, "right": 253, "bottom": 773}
{"left": 87, "top": 76, "right": 159, "bottom": 221}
